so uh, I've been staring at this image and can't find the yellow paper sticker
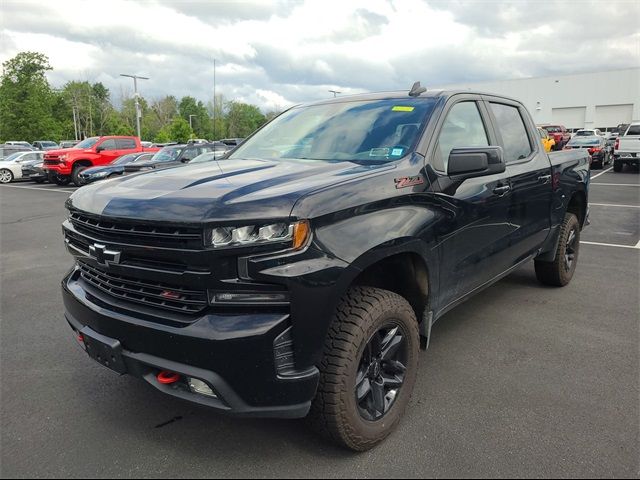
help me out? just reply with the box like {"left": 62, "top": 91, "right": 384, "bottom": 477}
{"left": 392, "top": 106, "right": 415, "bottom": 112}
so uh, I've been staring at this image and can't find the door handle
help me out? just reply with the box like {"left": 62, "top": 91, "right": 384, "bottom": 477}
{"left": 493, "top": 185, "right": 511, "bottom": 196}
{"left": 538, "top": 174, "right": 552, "bottom": 184}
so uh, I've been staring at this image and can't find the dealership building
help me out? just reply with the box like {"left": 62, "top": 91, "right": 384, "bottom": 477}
{"left": 437, "top": 68, "right": 640, "bottom": 132}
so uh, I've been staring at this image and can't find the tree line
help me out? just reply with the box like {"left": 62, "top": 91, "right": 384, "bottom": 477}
{"left": 0, "top": 51, "right": 280, "bottom": 144}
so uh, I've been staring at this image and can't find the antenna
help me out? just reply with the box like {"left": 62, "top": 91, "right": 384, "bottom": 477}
{"left": 409, "top": 81, "right": 427, "bottom": 97}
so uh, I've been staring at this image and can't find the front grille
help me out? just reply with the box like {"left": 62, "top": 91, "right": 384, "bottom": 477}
{"left": 69, "top": 211, "right": 203, "bottom": 249}
{"left": 78, "top": 261, "right": 208, "bottom": 314}
{"left": 44, "top": 159, "right": 60, "bottom": 166}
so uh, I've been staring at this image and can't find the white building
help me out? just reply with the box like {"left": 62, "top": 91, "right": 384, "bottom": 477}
{"left": 437, "top": 68, "right": 640, "bottom": 131}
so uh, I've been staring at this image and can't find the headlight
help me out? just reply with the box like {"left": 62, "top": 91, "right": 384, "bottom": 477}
{"left": 93, "top": 171, "right": 109, "bottom": 177}
{"left": 206, "top": 220, "right": 310, "bottom": 249}
{"left": 59, "top": 154, "right": 68, "bottom": 162}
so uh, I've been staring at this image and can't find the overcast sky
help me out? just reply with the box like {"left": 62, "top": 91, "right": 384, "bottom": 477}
{"left": 2, "top": 0, "right": 639, "bottom": 111}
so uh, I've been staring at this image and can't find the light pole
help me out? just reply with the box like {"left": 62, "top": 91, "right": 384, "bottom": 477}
{"left": 329, "top": 90, "right": 341, "bottom": 98}
{"left": 120, "top": 74, "right": 149, "bottom": 139}
{"left": 213, "top": 58, "right": 217, "bottom": 140}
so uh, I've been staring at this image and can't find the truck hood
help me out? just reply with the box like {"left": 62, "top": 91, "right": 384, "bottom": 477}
{"left": 68, "top": 158, "right": 393, "bottom": 223}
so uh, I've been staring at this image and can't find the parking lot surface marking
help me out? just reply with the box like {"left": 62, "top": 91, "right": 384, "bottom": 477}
{"left": 590, "top": 183, "right": 640, "bottom": 187}
{"left": 589, "top": 203, "right": 640, "bottom": 208}
{"left": 0, "top": 184, "right": 75, "bottom": 193}
{"left": 589, "top": 167, "right": 613, "bottom": 180}
{"left": 581, "top": 240, "right": 640, "bottom": 250}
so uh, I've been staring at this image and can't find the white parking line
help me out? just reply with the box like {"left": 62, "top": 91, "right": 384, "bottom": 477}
{"left": 590, "top": 167, "right": 613, "bottom": 180}
{"left": 589, "top": 203, "right": 640, "bottom": 208}
{"left": 590, "top": 183, "right": 640, "bottom": 187}
{"left": 581, "top": 241, "right": 640, "bottom": 250}
{"left": 0, "top": 184, "right": 75, "bottom": 193}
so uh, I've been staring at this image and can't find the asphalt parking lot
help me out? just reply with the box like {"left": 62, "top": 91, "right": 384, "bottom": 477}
{"left": 1, "top": 168, "right": 638, "bottom": 478}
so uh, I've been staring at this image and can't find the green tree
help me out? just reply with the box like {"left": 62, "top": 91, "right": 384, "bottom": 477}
{"left": 167, "top": 117, "right": 193, "bottom": 143}
{"left": 0, "top": 51, "right": 58, "bottom": 142}
{"left": 179, "top": 96, "right": 210, "bottom": 138}
{"left": 225, "top": 101, "right": 266, "bottom": 138}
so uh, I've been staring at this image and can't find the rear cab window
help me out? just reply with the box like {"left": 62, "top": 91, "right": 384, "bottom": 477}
{"left": 489, "top": 103, "right": 533, "bottom": 163}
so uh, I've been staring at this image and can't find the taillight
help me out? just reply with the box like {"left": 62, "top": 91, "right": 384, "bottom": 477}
{"left": 615, "top": 138, "right": 620, "bottom": 150}
{"left": 588, "top": 147, "right": 602, "bottom": 155}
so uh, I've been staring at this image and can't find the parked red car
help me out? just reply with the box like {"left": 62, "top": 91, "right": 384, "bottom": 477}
{"left": 44, "top": 136, "right": 158, "bottom": 186}
{"left": 539, "top": 125, "right": 571, "bottom": 151}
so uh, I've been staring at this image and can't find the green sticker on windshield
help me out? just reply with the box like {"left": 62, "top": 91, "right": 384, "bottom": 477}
{"left": 392, "top": 106, "right": 415, "bottom": 112}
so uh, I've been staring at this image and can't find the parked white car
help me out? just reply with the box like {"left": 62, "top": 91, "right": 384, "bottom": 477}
{"left": 0, "top": 151, "right": 45, "bottom": 183}
{"left": 614, "top": 122, "right": 640, "bottom": 172}
{"left": 574, "top": 129, "right": 604, "bottom": 138}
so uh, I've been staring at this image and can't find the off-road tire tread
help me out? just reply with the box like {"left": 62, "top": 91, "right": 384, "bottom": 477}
{"left": 535, "top": 213, "right": 579, "bottom": 287}
{"left": 309, "top": 286, "right": 419, "bottom": 451}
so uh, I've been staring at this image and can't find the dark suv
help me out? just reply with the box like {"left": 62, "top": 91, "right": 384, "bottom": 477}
{"left": 61, "top": 87, "right": 589, "bottom": 451}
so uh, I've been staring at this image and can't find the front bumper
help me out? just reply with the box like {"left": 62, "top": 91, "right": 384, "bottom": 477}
{"left": 44, "top": 163, "right": 71, "bottom": 175}
{"left": 62, "top": 267, "right": 319, "bottom": 418}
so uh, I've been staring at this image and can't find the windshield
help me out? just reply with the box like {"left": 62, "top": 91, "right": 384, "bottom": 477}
{"left": 543, "top": 126, "right": 560, "bottom": 133}
{"left": 190, "top": 152, "right": 217, "bottom": 164}
{"left": 2, "top": 152, "right": 25, "bottom": 162}
{"left": 151, "top": 146, "right": 183, "bottom": 162}
{"left": 229, "top": 98, "right": 438, "bottom": 163}
{"left": 114, "top": 153, "right": 138, "bottom": 165}
{"left": 76, "top": 137, "right": 100, "bottom": 149}
{"left": 575, "top": 131, "right": 595, "bottom": 137}
{"left": 568, "top": 137, "right": 600, "bottom": 146}
{"left": 40, "top": 142, "right": 57, "bottom": 147}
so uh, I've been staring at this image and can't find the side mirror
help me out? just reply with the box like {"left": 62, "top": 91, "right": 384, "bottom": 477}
{"left": 448, "top": 147, "right": 505, "bottom": 179}
{"left": 96, "top": 145, "right": 104, "bottom": 153}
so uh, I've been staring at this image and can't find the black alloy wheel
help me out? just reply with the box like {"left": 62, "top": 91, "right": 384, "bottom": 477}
{"left": 355, "top": 324, "right": 407, "bottom": 421}
{"left": 564, "top": 227, "right": 578, "bottom": 272}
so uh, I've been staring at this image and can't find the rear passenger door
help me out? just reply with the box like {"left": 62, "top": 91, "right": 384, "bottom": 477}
{"left": 116, "top": 138, "right": 138, "bottom": 155}
{"left": 485, "top": 98, "right": 552, "bottom": 263}
{"left": 429, "top": 97, "right": 516, "bottom": 307}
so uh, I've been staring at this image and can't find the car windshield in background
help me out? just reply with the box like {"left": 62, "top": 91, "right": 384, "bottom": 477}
{"left": 568, "top": 137, "right": 600, "bottom": 146}
{"left": 190, "top": 152, "right": 217, "bottom": 164}
{"left": 75, "top": 137, "right": 100, "bottom": 149}
{"left": 41, "top": 142, "right": 58, "bottom": 147}
{"left": 2, "top": 152, "right": 24, "bottom": 162}
{"left": 544, "top": 127, "right": 561, "bottom": 133}
{"left": 151, "top": 147, "right": 183, "bottom": 162}
{"left": 575, "top": 131, "right": 595, "bottom": 137}
{"left": 114, "top": 154, "right": 140, "bottom": 165}
{"left": 229, "top": 98, "right": 438, "bottom": 163}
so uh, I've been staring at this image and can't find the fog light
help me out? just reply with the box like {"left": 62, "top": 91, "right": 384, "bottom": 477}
{"left": 188, "top": 378, "right": 217, "bottom": 398}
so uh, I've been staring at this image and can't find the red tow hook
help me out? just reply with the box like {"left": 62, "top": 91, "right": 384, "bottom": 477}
{"left": 157, "top": 371, "right": 181, "bottom": 385}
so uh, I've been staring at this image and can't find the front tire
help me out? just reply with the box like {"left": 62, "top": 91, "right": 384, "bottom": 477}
{"left": 72, "top": 164, "right": 88, "bottom": 187}
{"left": 0, "top": 169, "right": 14, "bottom": 184}
{"left": 535, "top": 213, "right": 580, "bottom": 287}
{"left": 310, "top": 287, "right": 420, "bottom": 451}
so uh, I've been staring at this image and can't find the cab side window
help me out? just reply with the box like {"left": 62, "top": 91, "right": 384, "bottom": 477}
{"left": 116, "top": 138, "right": 136, "bottom": 150}
{"left": 489, "top": 103, "right": 533, "bottom": 162}
{"left": 433, "top": 102, "right": 489, "bottom": 172}
{"left": 99, "top": 139, "right": 118, "bottom": 151}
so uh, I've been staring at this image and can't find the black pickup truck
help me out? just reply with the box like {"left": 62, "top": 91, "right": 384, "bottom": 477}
{"left": 61, "top": 87, "right": 590, "bottom": 451}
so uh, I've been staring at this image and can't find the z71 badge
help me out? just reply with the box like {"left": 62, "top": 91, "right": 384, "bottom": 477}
{"left": 394, "top": 176, "right": 425, "bottom": 189}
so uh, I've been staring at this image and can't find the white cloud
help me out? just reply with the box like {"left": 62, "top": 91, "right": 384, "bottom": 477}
{"left": 1, "top": 0, "right": 638, "bottom": 111}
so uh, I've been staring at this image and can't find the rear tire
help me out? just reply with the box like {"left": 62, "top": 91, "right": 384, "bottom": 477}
{"left": 535, "top": 213, "right": 580, "bottom": 287}
{"left": 309, "top": 286, "right": 420, "bottom": 451}
{"left": 613, "top": 160, "right": 623, "bottom": 172}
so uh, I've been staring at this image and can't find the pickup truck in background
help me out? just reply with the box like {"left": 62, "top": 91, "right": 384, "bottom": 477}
{"left": 613, "top": 122, "right": 640, "bottom": 172}
{"left": 44, "top": 136, "right": 158, "bottom": 186}
{"left": 60, "top": 87, "right": 590, "bottom": 451}
{"left": 540, "top": 124, "right": 571, "bottom": 150}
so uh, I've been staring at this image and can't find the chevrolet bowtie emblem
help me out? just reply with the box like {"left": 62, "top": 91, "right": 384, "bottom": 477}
{"left": 88, "top": 243, "right": 121, "bottom": 266}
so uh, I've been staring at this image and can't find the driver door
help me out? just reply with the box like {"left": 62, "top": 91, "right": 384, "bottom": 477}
{"left": 429, "top": 99, "right": 515, "bottom": 309}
